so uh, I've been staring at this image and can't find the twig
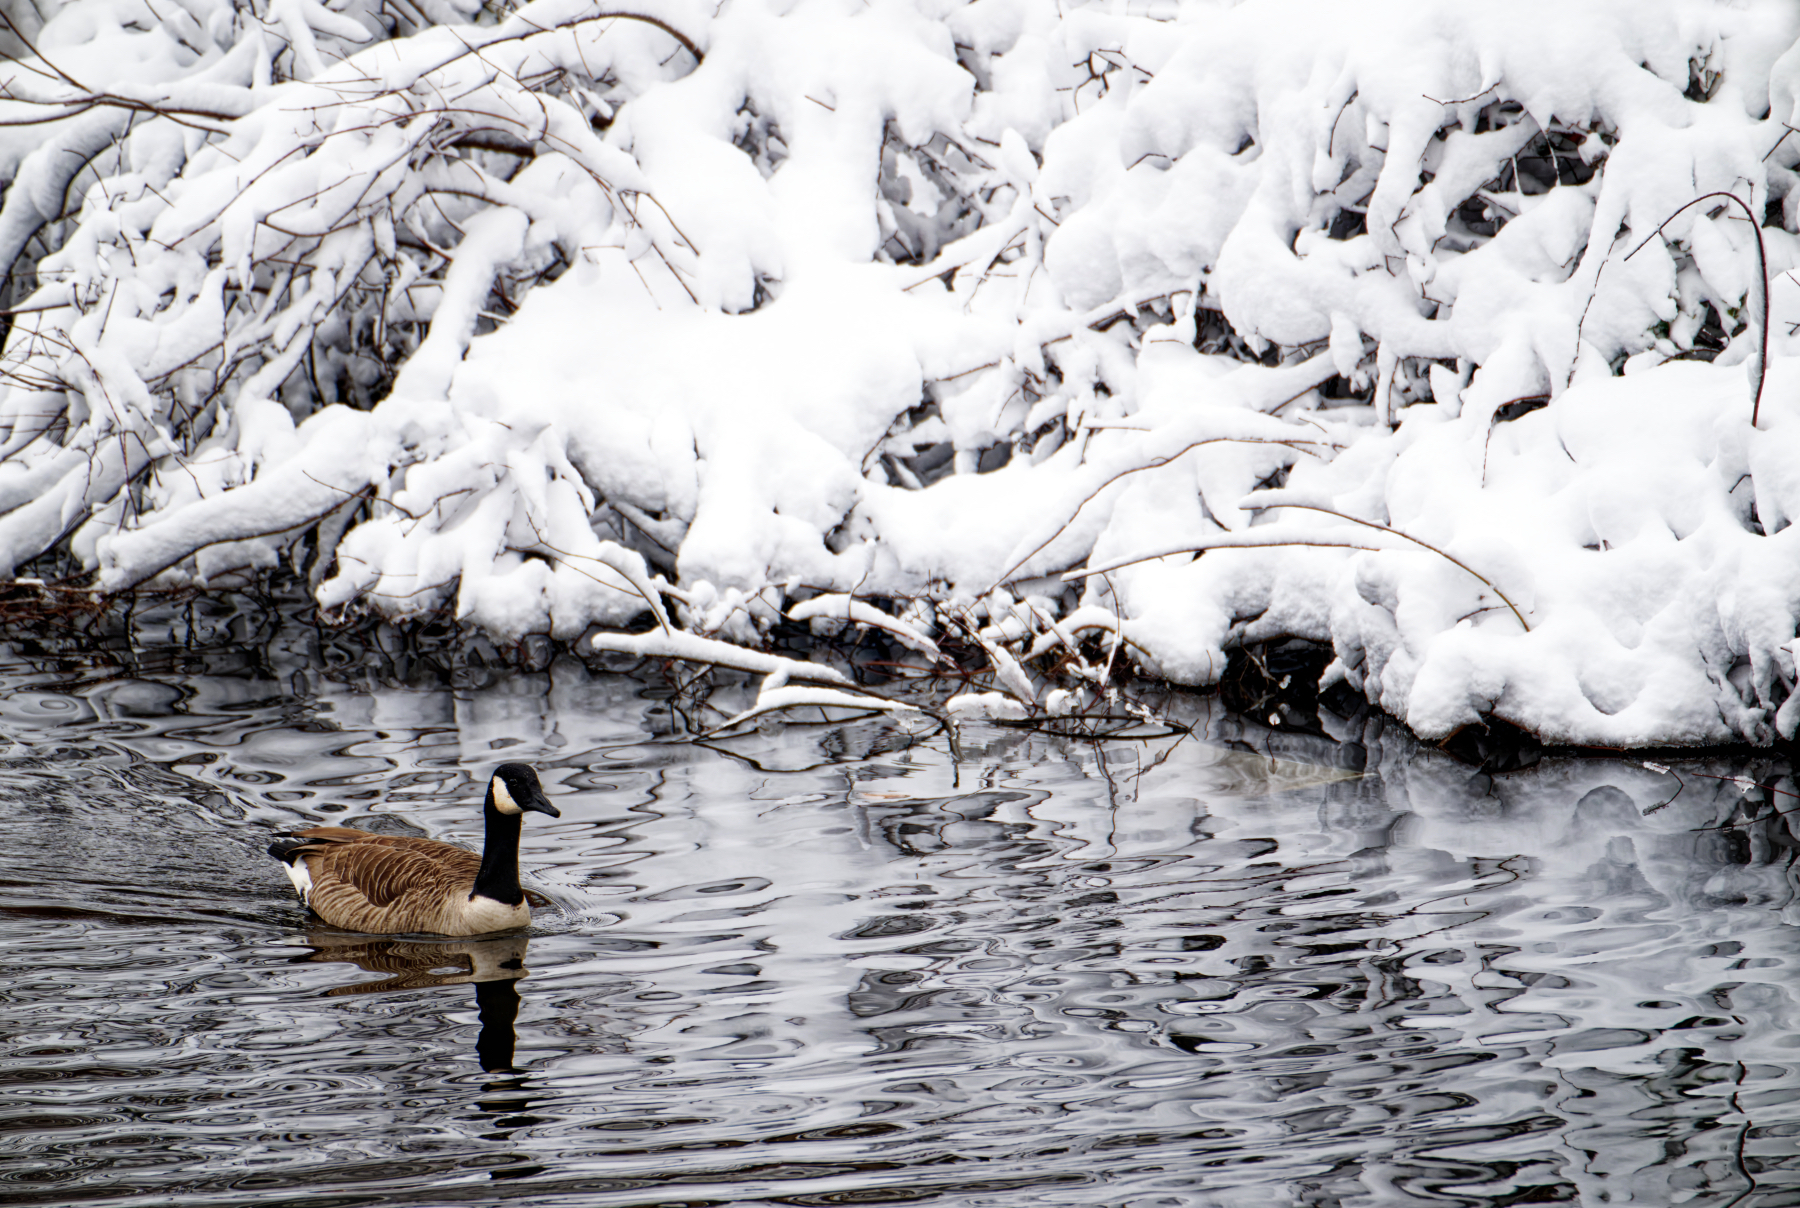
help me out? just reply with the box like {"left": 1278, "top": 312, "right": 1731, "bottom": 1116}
{"left": 988, "top": 435, "right": 1335, "bottom": 591}
{"left": 1068, "top": 500, "right": 1533, "bottom": 632}
{"left": 1272, "top": 502, "right": 1534, "bottom": 633}
{"left": 1625, "top": 190, "right": 1769, "bottom": 426}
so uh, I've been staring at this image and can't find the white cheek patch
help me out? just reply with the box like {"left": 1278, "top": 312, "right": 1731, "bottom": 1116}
{"left": 492, "top": 776, "right": 522, "bottom": 814}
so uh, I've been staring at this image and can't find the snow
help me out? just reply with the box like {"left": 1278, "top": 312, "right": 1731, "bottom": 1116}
{"left": 788, "top": 593, "right": 944, "bottom": 660}
{"left": 945, "top": 690, "right": 1030, "bottom": 721}
{"left": 590, "top": 621, "right": 852, "bottom": 684}
{"left": 5, "top": 0, "right": 1800, "bottom": 745}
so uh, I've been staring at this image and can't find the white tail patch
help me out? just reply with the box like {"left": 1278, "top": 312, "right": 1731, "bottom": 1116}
{"left": 491, "top": 776, "right": 521, "bottom": 814}
{"left": 281, "top": 856, "right": 313, "bottom": 905}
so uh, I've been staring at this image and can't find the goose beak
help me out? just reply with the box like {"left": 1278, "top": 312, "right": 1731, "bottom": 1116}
{"left": 523, "top": 788, "right": 560, "bottom": 818}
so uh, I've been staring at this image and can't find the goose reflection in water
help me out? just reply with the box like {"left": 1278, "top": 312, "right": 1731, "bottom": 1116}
{"left": 289, "top": 931, "right": 529, "bottom": 1075}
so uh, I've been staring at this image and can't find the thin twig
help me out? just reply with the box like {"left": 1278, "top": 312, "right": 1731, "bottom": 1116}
{"left": 989, "top": 435, "right": 1336, "bottom": 591}
{"left": 1625, "top": 190, "right": 1769, "bottom": 427}
{"left": 1068, "top": 501, "right": 1533, "bottom": 632}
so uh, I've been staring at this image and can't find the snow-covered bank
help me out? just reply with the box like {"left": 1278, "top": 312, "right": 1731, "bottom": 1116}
{"left": 4, "top": 0, "right": 1800, "bottom": 746}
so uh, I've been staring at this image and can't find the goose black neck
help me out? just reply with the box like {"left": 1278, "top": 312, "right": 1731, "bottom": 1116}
{"left": 471, "top": 798, "right": 525, "bottom": 906}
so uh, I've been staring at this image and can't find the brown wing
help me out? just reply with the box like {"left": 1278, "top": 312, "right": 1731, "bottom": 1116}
{"left": 303, "top": 838, "right": 480, "bottom": 932}
{"left": 317, "top": 841, "right": 477, "bottom": 908}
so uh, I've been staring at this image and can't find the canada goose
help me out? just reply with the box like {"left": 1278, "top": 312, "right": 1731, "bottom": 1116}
{"left": 268, "top": 762, "right": 560, "bottom": 936}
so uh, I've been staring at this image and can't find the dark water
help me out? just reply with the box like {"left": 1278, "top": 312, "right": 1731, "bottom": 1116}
{"left": 2, "top": 641, "right": 1798, "bottom": 1207}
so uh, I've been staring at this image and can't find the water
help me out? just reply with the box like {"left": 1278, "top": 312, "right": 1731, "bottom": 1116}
{"left": 1, "top": 637, "right": 1798, "bottom": 1207}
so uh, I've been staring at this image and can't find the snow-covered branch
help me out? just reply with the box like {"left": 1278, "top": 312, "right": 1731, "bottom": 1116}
{"left": 2, "top": 0, "right": 1800, "bottom": 748}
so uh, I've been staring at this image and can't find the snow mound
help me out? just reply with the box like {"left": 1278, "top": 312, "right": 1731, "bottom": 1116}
{"left": 3, "top": 0, "right": 1800, "bottom": 745}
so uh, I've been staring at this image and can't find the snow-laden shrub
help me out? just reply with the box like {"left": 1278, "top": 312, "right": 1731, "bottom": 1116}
{"left": 4, "top": 0, "right": 1800, "bottom": 745}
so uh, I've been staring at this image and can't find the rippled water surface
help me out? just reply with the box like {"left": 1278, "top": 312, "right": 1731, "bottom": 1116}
{"left": 3, "top": 638, "right": 1799, "bottom": 1207}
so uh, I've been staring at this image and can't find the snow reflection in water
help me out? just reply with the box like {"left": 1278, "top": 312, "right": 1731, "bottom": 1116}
{"left": 0, "top": 654, "right": 1797, "bottom": 1207}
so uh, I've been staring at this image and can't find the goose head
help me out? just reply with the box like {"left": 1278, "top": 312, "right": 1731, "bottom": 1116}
{"left": 486, "top": 763, "right": 561, "bottom": 819}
